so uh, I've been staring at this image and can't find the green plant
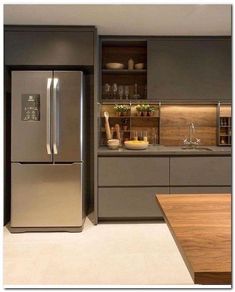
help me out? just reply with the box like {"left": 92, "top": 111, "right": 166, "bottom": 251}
{"left": 136, "top": 103, "right": 150, "bottom": 112}
{"left": 148, "top": 106, "right": 155, "bottom": 113}
{"left": 136, "top": 104, "right": 142, "bottom": 112}
{"left": 114, "top": 104, "right": 129, "bottom": 113}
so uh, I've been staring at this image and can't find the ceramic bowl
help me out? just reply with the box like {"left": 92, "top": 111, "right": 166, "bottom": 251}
{"left": 134, "top": 63, "right": 144, "bottom": 69}
{"left": 108, "top": 139, "right": 120, "bottom": 145}
{"left": 105, "top": 63, "right": 125, "bottom": 70}
{"left": 124, "top": 140, "right": 149, "bottom": 150}
{"left": 107, "top": 139, "right": 120, "bottom": 150}
{"left": 108, "top": 145, "right": 119, "bottom": 150}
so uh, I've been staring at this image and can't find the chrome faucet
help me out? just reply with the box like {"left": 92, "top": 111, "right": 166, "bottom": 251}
{"left": 183, "top": 122, "right": 200, "bottom": 148}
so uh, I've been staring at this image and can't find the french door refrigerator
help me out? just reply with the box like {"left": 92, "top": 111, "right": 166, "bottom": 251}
{"left": 11, "top": 71, "right": 86, "bottom": 232}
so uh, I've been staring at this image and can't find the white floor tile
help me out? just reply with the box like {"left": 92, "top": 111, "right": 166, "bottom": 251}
{"left": 3, "top": 218, "right": 194, "bottom": 286}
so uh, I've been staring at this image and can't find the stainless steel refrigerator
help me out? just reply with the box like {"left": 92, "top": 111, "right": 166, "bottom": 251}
{"left": 11, "top": 71, "right": 86, "bottom": 232}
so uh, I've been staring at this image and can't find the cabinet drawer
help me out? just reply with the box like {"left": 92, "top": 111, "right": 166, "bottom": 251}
{"left": 98, "top": 157, "right": 169, "bottom": 186}
{"left": 5, "top": 31, "right": 94, "bottom": 66}
{"left": 170, "top": 157, "right": 231, "bottom": 186}
{"left": 170, "top": 186, "right": 231, "bottom": 194}
{"left": 98, "top": 187, "right": 169, "bottom": 218}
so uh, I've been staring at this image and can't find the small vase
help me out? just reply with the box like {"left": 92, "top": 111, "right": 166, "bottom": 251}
{"left": 128, "top": 58, "right": 134, "bottom": 70}
{"left": 143, "top": 111, "right": 148, "bottom": 117}
{"left": 136, "top": 111, "right": 141, "bottom": 117}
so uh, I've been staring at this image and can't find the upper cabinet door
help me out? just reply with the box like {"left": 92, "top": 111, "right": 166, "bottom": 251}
{"left": 5, "top": 30, "right": 94, "bottom": 66}
{"left": 147, "top": 38, "right": 231, "bottom": 101}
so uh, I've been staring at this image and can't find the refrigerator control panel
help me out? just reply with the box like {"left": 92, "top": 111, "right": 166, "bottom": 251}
{"left": 21, "top": 94, "right": 40, "bottom": 121}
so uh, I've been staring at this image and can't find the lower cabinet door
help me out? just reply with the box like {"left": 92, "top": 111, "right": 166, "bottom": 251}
{"left": 98, "top": 187, "right": 169, "bottom": 219}
{"left": 170, "top": 186, "right": 231, "bottom": 194}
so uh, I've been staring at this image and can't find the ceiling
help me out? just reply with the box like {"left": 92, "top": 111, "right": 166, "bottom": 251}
{"left": 4, "top": 4, "right": 231, "bottom": 36}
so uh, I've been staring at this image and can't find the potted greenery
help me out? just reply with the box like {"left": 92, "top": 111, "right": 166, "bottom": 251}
{"left": 142, "top": 104, "right": 150, "bottom": 116}
{"left": 114, "top": 104, "right": 129, "bottom": 116}
{"left": 135, "top": 104, "right": 142, "bottom": 116}
{"left": 147, "top": 106, "right": 155, "bottom": 116}
{"left": 135, "top": 104, "right": 150, "bottom": 116}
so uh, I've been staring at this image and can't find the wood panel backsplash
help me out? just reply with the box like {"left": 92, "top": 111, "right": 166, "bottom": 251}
{"left": 160, "top": 105, "right": 217, "bottom": 146}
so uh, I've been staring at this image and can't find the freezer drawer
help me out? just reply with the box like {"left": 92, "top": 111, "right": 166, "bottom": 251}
{"left": 11, "top": 163, "right": 84, "bottom": 227}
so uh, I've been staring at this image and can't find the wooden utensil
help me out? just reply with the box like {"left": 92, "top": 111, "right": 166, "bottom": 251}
{"left": 104, "top": 111, "right": 112, "bottom": 140}
{"left": 110, "top": 127, "right": 114, "bottom": 139}
{"left": 115, "top": 124, "right": 121, "bottom": 141}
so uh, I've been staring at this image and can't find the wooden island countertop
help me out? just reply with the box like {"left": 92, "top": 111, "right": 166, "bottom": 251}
{"left": 156, "top": 194, "right": 231, "bottom": 285}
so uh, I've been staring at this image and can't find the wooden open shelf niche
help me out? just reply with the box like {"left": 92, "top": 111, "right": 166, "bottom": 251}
{"left": 100, "top": 39, "right": 147, "bottom": 101}
{"left": 218, "top": 103, "right": 232, "bottom": 146}
{"left": 99, "top": 102, "right": 160, "bottom": 146}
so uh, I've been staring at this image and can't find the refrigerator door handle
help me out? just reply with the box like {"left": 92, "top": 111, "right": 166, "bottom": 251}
{"left": 46, "top": 78, "right": 52, "bottom": 155}
{"left": 53, "top": 78, "right": 59, "bottom": 155}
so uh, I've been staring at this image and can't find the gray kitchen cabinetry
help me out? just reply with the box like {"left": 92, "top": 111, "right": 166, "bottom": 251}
{"left": 170, "top": 157, "right": 231, "bottom": 186}
{"left": 97, "top": 155, "right": 231, "bottom": 221}
{"left": 4, "top": 26, "right": 95, "bottom": 66}
{"left": 170, "top": 186, "right": 231, "bottom": 194}
{"left": 98, "top": 187, "right": 169, "bottom": 219}
{"left": 98, "top": 157, "right": 169, "bottom": 220}
{"left": 98, "top": 157, "right": 169, "bottom": 186}
{"left": 147, "top": 38, "right": 231, "bottom": 100}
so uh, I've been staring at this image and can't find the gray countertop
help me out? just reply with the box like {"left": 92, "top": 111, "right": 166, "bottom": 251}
{"left": 98, "top": 145, "right": 231, "bottom": 156}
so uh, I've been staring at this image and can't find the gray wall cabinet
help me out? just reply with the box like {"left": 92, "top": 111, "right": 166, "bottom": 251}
{"left": 4, "top": 27, "right": 95, "bottom": 66}
{"left": 98, "top": 187, "right": 169, "bottom": 218}
{"left": 147, "top": 38, "right": 231, "bottom": 101}
{"left": 170, "top": 156, "right": 231, "bottom": 186}
{"left": 98, "top": 157, "right": 169, "bottom": 186}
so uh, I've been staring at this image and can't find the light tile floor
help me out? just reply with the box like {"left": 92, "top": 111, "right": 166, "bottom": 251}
{"left": 3, "top": 218, "right": 193, "bottom": 286}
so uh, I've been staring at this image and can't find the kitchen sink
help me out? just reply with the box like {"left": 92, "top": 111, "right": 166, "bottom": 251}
{"left": 181, "top": 147, "right": 213, "bottom": 151}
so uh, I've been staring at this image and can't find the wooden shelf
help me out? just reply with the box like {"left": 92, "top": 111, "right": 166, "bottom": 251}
{"left": 131, "top": 115, "right": 159, "bottom": 118}
{"left": 101, "top": 129, "right": 130, "bottom": 132}
{"left": 100, "top": 98, "right": 147, "bottom": 102}
{"left": 101, "top": 116, "right": 131, "bottom": 118}
{"left": 102, "top": 69, "right": 147, "bottom": 74}
{"left": 101, "top": 115, "right": 159, "bottom": 119}
{"left": 100, "top": 100, "right": 159, "bottom": 104}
